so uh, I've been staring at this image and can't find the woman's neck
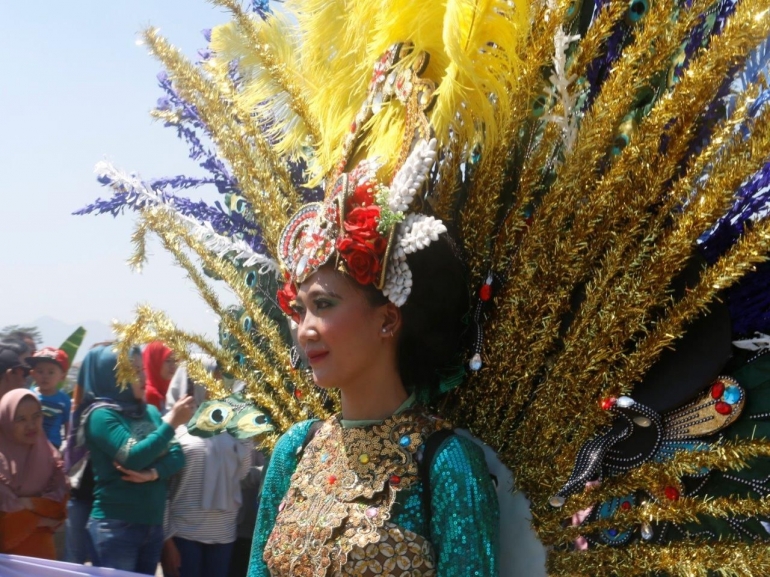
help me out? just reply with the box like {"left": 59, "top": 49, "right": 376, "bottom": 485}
{"left": 339, "top": 370, "right": 409, "bottom": 422}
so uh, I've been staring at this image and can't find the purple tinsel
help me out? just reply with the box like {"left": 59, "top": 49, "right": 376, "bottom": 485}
{"left": 157, "top": 72, "right": 204, "bottom": 128}
{"left": 584, "top": 23, "right": 626, "bottom": 107}
{"left": 698, "top": 161, "right": 770, "bottom": 335}
{"left": 251, "top": 0, "right": 271, "bottom": 18}
{"left": 701, "top": 161, "right": 770, "bottom": 261}
{"left": 726, "top": 259, "right": 770, "bottom": 336}
{"left": 76, "top": 171, "right": 265, "bottom": 252}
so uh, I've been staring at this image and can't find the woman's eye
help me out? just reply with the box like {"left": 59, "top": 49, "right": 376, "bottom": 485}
{"left": 314, "top": 299, "right": 332, "bottom": 310}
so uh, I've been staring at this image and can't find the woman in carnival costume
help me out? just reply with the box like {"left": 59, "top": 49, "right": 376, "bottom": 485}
{"left": 80, "top": 0, "right": 770, "bottom": 574}
{"left": 252, "top": 205, "right": 498, "bottom": 574}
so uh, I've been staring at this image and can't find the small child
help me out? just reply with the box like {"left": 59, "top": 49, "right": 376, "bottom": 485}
{"left": 27, "top": 347, "right": 72, "bottom": 449}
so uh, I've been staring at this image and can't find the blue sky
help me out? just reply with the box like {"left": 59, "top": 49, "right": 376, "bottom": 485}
{"left": 0, "top": 1, "right": 240, "bottom": 339}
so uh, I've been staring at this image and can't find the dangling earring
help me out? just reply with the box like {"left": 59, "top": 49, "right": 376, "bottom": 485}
{"left": 289, "top": 346, "right": 301, "bottom": 369}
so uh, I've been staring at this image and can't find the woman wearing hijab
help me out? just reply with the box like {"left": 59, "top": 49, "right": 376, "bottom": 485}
{"left": 80, "top": 344, "right": 194, "bottom": 575}
{"left": 63, "top": 346, "right": 146, "bottom": 563}
{"left": 0, "top": 389, "right": 68, "bottom": 559}
{"left": 161, "top": 358, "right": 252, "bottom": 577}
{"left": 143, "top": 341, "right": 177, "bottom": 412}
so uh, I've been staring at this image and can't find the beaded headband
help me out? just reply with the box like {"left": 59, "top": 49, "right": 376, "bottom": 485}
{"left": 276, "top": 43, "right": 447, "bottom": 315}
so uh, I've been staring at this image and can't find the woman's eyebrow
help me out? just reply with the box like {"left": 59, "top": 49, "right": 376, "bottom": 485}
{"left": 305, "top": 288, "right": 342, "bottom": 299}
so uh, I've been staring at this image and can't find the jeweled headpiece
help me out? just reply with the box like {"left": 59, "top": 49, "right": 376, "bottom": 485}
{"left": 276, "top": 43, "right": 446, "bottom": 310}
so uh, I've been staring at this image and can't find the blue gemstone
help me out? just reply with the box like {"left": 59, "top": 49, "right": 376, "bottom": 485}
{"left": 320, "top": 453, "right": 329, "bottom": 463}
{"left": 399, "top": 435, "right": 411, "bottom": 447}
{"left": 607, "top": 528, "right": 619, "bottom": 537}
{"left": 723, "top": 385, "right": 741, "bottom": 405}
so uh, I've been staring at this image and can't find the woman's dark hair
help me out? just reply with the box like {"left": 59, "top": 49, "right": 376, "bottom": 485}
{"left": 358, "top": 235, "right": 470, "bottom": 396}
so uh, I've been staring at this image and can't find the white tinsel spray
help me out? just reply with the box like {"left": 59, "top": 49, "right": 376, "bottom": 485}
{"left": 543, "top": 28, "right": 580, "bottom": 156}
{"left": 94, "top": 161, "right": 279, "bottom": 276}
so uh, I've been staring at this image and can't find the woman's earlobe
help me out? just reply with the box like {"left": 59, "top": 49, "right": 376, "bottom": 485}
{"left": 381, "top": 302, "right": 402, "bottom": 337}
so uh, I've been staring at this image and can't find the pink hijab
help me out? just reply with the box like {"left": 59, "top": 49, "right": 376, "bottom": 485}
{"left": 0, "top": 389, "right": 67, "bottom": 512}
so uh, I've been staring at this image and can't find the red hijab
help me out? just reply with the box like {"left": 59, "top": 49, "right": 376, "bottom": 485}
{"left": 0, "top": 389, "right": 67, "bottom": 512}
{"left": 143, "top": 341, "right": 173, "bottom": 410}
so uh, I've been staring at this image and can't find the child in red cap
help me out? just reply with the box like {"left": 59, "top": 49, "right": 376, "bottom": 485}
{"left": 27, "top": 347, "right": 71, "bottom": 449}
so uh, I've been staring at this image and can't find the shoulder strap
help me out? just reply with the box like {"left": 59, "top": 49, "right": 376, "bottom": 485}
{"left": 419, "top": 428, "right": 456, "bottom": 526}
{"left": 300, "top": 419, "right": 323, "bottom": 454}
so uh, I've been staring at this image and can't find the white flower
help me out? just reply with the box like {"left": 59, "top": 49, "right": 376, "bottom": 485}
{"left": 398, "top": 214, "right": 447, "bottom": 254}
{"left": 388, "top": 138, "right": 438, "bottom": 213}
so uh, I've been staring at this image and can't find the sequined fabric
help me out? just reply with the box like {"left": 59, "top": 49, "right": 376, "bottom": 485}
{"left": 336, "top": 522, "right": 435, "bottom": 576}
{"left": 247, "top": 412, "right": 499, "bottom": 577}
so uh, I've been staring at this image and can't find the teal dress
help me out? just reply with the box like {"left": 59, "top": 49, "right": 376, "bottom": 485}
{"left": 248, "top": 397, "right": 499, "bottom": 576}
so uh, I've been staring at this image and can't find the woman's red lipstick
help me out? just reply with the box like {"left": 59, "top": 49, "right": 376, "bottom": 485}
{"left": 306, "top": 350, "right": 329, "bottom": 364}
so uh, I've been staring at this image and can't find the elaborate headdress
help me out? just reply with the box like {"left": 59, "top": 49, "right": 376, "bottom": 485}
{"left": 275, "top": 42, "right": 445, "bottom": 310}
{"left": 80, "top": 0, "right": 770, "bottom": 573}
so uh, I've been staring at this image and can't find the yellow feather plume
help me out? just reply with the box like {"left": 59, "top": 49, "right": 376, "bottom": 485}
{"left": 210, "top": 0, "right": 529, "bottom": 185}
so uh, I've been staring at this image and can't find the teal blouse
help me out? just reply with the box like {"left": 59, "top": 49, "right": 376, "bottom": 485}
{"left": 85, "top": 405, "right": 184, "bottom": 525}
{"left": 248, "top": 414, "right": 500, "bottom": 576}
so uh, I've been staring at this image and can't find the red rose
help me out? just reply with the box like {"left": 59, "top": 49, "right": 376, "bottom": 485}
{"left": 344, "top": 206, "right": 380, "bottom": 240}
{"left": 350, "top": 181, "right": 375, "bottom": 207}
{"left": 337, "top": 237, "right": 383, "bottom": 285}
{"left": 277, "top": 281, "right": 299, "bottom": 322}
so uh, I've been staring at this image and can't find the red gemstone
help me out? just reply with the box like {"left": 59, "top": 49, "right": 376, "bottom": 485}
{"left": 600, "top": 397, "right": 617, "bottom": 411}
{"left": 328, "top": 475, "right": 337, "bottom": 485}
{"left": 711, "top": 381, "right": 725, "bottom": 399}
{"left": 664, "top": 486, "right": 680, "bottom": 501}
{"left": 390, "top": 475, "right": 401, "bottom": 485}
{"left": 620, "top": 501, "right": 631, "bottom": 511}
{"left": 715, "top": 401, "right": 732, "bottom": 415}
{"left": 294, "top": 389, "right": 303, "bottom": 399}
{"left": 479, "top": 284, "right": 493, "bottom": 302}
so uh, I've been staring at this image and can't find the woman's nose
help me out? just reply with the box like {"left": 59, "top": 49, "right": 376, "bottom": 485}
{"left": 298, "top": 315, "right": 319, "bottom": 345}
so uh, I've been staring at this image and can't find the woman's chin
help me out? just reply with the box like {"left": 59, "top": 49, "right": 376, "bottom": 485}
{"left": 310, "top": 370, "right": 334, "bottom": 389}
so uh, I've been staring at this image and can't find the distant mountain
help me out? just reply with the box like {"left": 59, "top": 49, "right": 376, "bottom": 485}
{"left": 32, "top": 316, "right": 115, "bottom": 363}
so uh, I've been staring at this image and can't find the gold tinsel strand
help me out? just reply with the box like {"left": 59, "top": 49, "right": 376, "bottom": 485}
{"left": 613, "top": 211, "right": 770, "bottom": 396}
{"left": 491, "top": 0, "right": 713, "bottom": 340}
{"left": 468, "top": 0, "right": 768, "bottom": 470}
{"left": 142, "top": 28, "right": 292, "bottom": 249}
{"left": 137, "top": 209, "right": 307, "bottom": 424}
{"left": 490, "top": 0, "right": 626, "bottom": 274}
{"left": 549, "top": 103, "right": 770, "bottom": 457}
{"left": 431, "top": 137, "right": 465, "bottom": 224}
{"left": 112, "top": 305, "right": 292, "bottom": 434}
{"left": 140, "top": 208, "right": 331, "bottom": 421}
{"left": 486, "top": 0, "right": 707, "bottom": 407}
{"left": 548, "top": 540, "right": 770, "bottom": 577}
{"left": 521, "top": 103, "right": 770, "bottom": 483}
{"left": 535, "top": 437, "right": 770, "bottom": 543}
{"left": 202, "top": 55, "right": 301, "bottom": 214}
{"left": 453, "top": 0, "right": 572, "bottom": 431}
{"left": 459, "top": 0, "right": 567, "bottom": 286}
{"left": 555, "top": 496, "right": 770, "bottom": 545}
{"left": 567, "top": 0, "right": 627, "bottom": 80}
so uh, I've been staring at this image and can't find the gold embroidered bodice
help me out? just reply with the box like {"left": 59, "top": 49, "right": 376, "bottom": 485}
{"left": 263, "top": 409, "right": 449, "bottom": 576}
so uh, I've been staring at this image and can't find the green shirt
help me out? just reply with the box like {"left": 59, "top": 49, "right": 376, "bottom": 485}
{"left": 85, "top": 405, "right": 185, "bottom": 525}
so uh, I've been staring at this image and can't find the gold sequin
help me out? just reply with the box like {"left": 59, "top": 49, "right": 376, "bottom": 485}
{"left": 264, "top": 409, "right": 448, "bottom": 576}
